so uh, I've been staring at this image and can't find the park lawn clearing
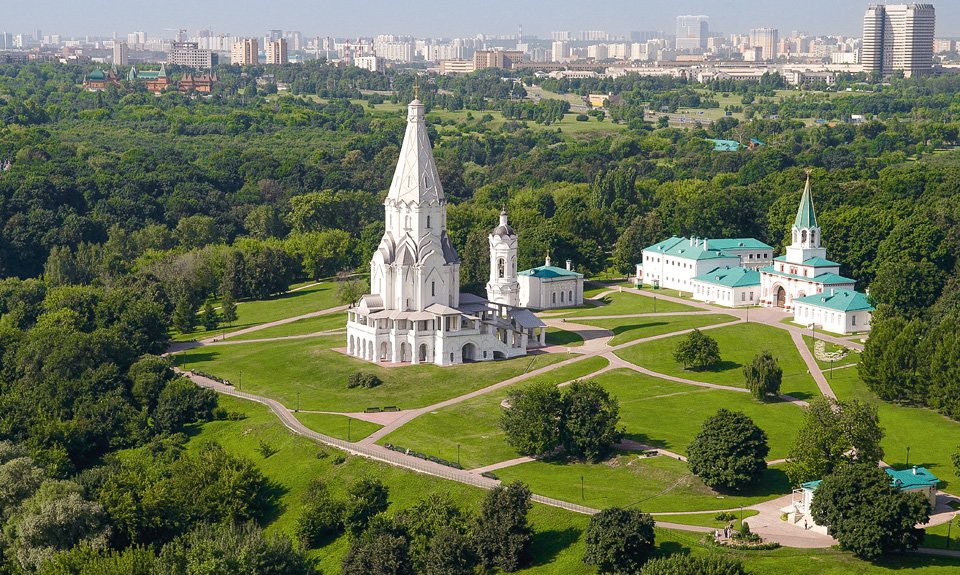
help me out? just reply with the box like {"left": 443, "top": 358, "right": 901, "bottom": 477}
{"left": 172, "top": 281, "right": 342, "bottom": 342}
{"left": 562, "top": 291, "right": 698, "bottom": 317}
{"left": 802, "top": 334, "right": 861, "bottom": 370}
{"left": 189, "top": 395, "right": 597, "bottom": 574}
{"left": 228, "top": 311, "right": 345, "bottom": 341}
{"left": 654, "top": 509, "right": 758, "bottom": 529}
{"left": 494, "top": 454, "right": 791, "bottom": 513}
{"left": 177, "top": 336, "right": 575, "bottom": 413}
{"left": 592, "top": 369, "right": 804, "bottom": 459}
{"left": 378, "top": 356, "right": 611, "bottom": 470}
{"left": 830, "top": 368, "right": 960, "bottom": 490}
{"left": 293, "top": 412, "right": 382, "bottom": 441}
{"left": 615, "top": 323, "right": 822, "bottom": 400}
{"left": 545, "top": 327, "right": 584, "bottom": 347}
{"left": 578, "top": 313, "right": 736, "bottom": 346}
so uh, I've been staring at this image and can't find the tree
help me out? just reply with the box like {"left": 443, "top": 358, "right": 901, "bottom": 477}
{"left": 561, "top": 379, "right": 624, "bottom": 462}
{"left": 473, "top": 481, "right": 533, "bottom": 572}
{"left": 337, "top": 275, "right": 367, "bottom": 307}
{"left": 220, "top": 292, "right": 238, "bottom": 326}
{"left": 811, "top": 464, "right": 930, "bottom": 559}
{"left": 156, "top": 522, "right": 314, "bottom": 575}
{"left": 500, "top": 381, "right": 563, "bottom": 456}
{"left": 341, "top": 518, "right": 413, "bottom": 575}
{"left": 687, "top": 409, "right": 769, "bottom": 491}
{"left": 295, "top": 480, "right": 345, "bottom": 548}
{"left": 343, "top": 477, "right": 390, "bottom": 536}
{"left": 673, "top": 329, "right": 721, "bottom": 370}
{"left": 640, "top": 555, "right": 748, "bottom": 575}
{"left": 583, "top": 507, "right": 656, "bottom": 574}
{"left": 397, "top": 493, "right": 476, "bottom": 575}
{"left": 129, "top": 354, "right": 174, "bottom": 412}
{"left": 201, "top": 299, "right": 219, "bottom": 331}
{"left": 152, "top": 378, "right": 218, "bottom": 434}
{"left": 172, "top": 296, "right": 197, "bottom": 334}
{"left": 787, "top": 397, "right": 884, "bottom": 485}
{"left": 743, "top": 350, "right": 782, "bottom": 400}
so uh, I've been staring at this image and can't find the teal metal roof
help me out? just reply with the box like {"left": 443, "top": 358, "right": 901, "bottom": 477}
{"left": 518, "top": 265, "right": 583, "bottom": 279}
{"left": 886, "top": 467, "right": 939, "bottom": 490}
{"left": 704, "top": 238, "right": 772, "bottom": 251}
{"left": 803, "top": 257, "right": 841, "bottom": 267}
{"left": 801, "top": 480, "right": 821, "bottom": 491}
{"left": 793, "top": 289, "right": 874, "bottom": 312}
{"left": 692, "top": 266, "right": 761, "bottom": 288}
{"left": 643, "top": 236, "right": 740, "bottom": 262}
{"left": 760, "top": 266, "right": 855, "bottom": 285}
{"left": 794, "top": 176, "right": 819, "bottom": 229}
{"left": 706, "top": 139, "right": 744, "bottom": 152}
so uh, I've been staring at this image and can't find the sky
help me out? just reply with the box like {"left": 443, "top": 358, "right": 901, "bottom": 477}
{"left": 3, "top": 0, "right": 957, "bottom": 39}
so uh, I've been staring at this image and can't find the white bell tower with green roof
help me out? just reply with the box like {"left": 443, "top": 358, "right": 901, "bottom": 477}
{"left": 785, "top": 173, "right": 828, "bottom": 265}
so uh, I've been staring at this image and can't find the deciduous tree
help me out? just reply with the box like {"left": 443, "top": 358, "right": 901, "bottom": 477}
{"left": 687, "top": 409, "right": 769, "bottom": 491}
{"left": 583, "top": 507, "right": 655, "bottom": 574}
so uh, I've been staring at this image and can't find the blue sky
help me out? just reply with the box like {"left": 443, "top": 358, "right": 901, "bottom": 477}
{"left": 4, "top": 0, "right": 957, "bottom": 39}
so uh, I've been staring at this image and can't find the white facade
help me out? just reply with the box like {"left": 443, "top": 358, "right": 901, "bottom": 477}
{"left": 640, "top": 237, "right": 741, "bottom": 292}
{"left": 792, "top": 289, "right": 874, "bottom": 335}
{"left": 862, "top": 3, "right": 936, "bottom": 77}
{"left": 518, "top": 257, "right": 584, "bottom": 310}
{"left": 346, "top": 100, "right": 546, "bottom": 366}
{"left": 486, "top": 210, "right": 520, "bottom": 307}
{"left": 690, "top": 267, "right": 761, "bottom": 308}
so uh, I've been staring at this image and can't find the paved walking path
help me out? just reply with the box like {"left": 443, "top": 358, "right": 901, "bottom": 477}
{"left": 204, "top": 328, "right": 347, "bottom": 346}
{"left": 199, "top": 304, "right": 349, "bottom": 344}
{"left": 789, "top": 330, "right": 837, "bottom": 398}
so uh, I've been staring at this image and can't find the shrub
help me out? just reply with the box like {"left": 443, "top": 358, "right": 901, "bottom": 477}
{"left": 673, "top": 329, "right": 721, "bottom": 370}
{"left": 576, "top": 114, "right": 589, "bottom": 122}
{"left": 347, "top": 372, "right": 383, "bottom": 389}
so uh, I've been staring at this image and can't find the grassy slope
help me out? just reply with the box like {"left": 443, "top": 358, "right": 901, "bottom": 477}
{"left": 293, "top": 412, "right": 382, "bottom": 441}
{"left": 379, "top": 357, "right": 611, "bottom": 470}
{"left": 177, "top": 335, "right": 574, "bottom": 412}
{"left": 579, "top": 313, "right": 737, "bottom": 346}
{"left": 172, "top": 282, "right": 342, "bottom": 342}
{"left": 801, "top": 334, "right": 862, "bottom": 370}
{"left": 228, "top": 312, "right": 346, "bottom": 341}
{"left": 562, "top": 291, "right": 698, "bottom": 317}
{"left": 594, "top": 369, "right": 804, "bottom": 459}
{"left": 545, "top": 327, "right": 585, "bottom": 347}
{"left": 615, "top": 323, "right": 822, "bottom": 400}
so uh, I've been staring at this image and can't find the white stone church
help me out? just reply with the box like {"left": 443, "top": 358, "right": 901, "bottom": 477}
{"left": 345, "top": 99, "right": 547, "bottom": 366}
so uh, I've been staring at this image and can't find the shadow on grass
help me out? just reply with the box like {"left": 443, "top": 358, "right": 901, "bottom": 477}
{"left": 179, "top": 351, "right": 221, "bottom": 364}
{"left": 714, "top": 466, "right": 792, "bottom": 499}
{"left": 530, "top": 527, "right": 582, "bottom": 567}
{"left": 623, "top": 432, "right": 669, "bottom": 450}
{"left": 612, "top": 322, "right": 669, "bottom": 336}
{"left": 546, "top": 330, "right": 585, "bottom": 346}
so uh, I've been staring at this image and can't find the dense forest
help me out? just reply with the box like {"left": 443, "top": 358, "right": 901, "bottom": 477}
{"left": 0, "top": 60, "right": 959, "bottom": 573}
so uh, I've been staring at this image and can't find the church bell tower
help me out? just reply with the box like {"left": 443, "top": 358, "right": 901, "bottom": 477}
{"left": 486, "top": 209, "right": 520, "bottom": 307}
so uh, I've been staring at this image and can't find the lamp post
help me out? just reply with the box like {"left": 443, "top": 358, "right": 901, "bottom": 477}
{"left": 457, "top": 443, "right": 461, "bottom": 467}
{"left": 906, "top": 446, "right": 911, "bottom": 467}
{"left": 348, "top": 418, "right": 351, "bottom": 442}
{"left": 653, "top": 296, "right": 657, "bottom": 313}
{"left": 238, "top": 369, "right": 242, "bottom": 391}
{"left": 296, "top": 391, "right": 300, "bottom": 413}
{"left": 581, "top": 475, "right": 585, "bottom": 500}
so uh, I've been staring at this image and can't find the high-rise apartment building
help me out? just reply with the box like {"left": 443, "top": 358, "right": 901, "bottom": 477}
{"left": 551, "top": 41, "right": 567, "bottom": 62}
{"left": 266, "top": 38, "right": 288, "bottom": 64}
{"left": 232, "top": 39, "right": 259, "bottom": 65}
{"left": 168, "top": 41, "right": 217, "bottom": 69}
{"left": 473, "top": 49, "right": 524, "bottom": 70}
{"left": 113, "top": 41, "right": 129, "bottom": 66}
{"left": 676, "top": 15, "right": 709, "bottom": 52}
{"left": 862, "top": 3, "right": 935, "bottom": 77}
{"left": 750, "top": 28, "right": 779, "bottom": 60}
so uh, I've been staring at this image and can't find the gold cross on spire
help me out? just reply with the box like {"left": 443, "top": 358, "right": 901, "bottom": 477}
{"left": 413, "top": 75, "right": 420, "bottom": 100}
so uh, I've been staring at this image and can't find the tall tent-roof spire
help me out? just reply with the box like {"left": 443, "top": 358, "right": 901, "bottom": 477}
{"left": 793, "top": 171, "right": 818, "bottom": 229}
{"left": 386, "top": 99, "right": 444, "bottom": 205}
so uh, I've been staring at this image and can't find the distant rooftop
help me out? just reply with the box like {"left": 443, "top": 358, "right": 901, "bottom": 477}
{"left": 794, "top": 289, "right": 874, "bottom": 313}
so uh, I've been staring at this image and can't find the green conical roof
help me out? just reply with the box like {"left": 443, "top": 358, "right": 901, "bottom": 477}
{"left": 793, "top": 174, "right": 818, "bottom": 229}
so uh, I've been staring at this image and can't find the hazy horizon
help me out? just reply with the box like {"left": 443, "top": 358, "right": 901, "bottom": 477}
{"left": 5, "top": 0, "right": 958, "bottom": 40}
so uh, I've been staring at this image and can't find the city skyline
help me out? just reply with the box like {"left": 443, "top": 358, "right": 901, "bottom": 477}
{"left": 4, "top": 0, "right": 957, "bottom": 40}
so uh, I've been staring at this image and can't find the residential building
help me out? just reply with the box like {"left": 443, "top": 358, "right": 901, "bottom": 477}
{"left": 676, "top": 15, "right": 709, "bottom": 52}
{"left": 793, "top": 289, "right": 874, "bottom": 334}
{"left": 518, "top": 257, "right": 584, "bottom": 310}
{"left": 862, "top": 3, "right": 936, "bottom": 77}
{"left": 551, "top": 41, "right": 567, "bottom": 62}
{"left": 231, "top": 39, "right": 259, "bottom": 65}
{"left": 355, "top": 55, "right": 385, "bottom": 72}
{"left": 439, "top": 59, "right": 476, "bottom": 74}
{"left": 345, "top": 99, "right": 547, "bottom": 366}
{"left": 178, "top": 72, "right": 218, "bottom": 93}
{"left": 83, "top": 68, "right": 121, "bottom": 91}
{"left": 113, "top": 41, "right": 128, "bottom": 66}
{"left": 473, "top": 49, "right": 524, "bottom": 70}
{"left": 690, "top": 266, "right": 761, "bottom": 307}
{"left": 126, "top": 64, "right": 170, "bottom": 93}
{"left": 638, "top": 237, "right": 742, "bottom": 292}
{"left": 750, "top": 28, "right": 779, "bottom": 60}
{"left": 266, "top": 38, "right": 288, "bottom": 64}
{"left": 168, "top": 42, "right": 217, "bottom": 69}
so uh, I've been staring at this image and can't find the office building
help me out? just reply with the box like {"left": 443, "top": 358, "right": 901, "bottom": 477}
{"left": 266, "top": 38, "right": 288, "bottom": 64}
{"left": 862, "top": 3, "right": 936, "bottom": 77}
{"left": 676, "top": 15, "right": 709, "bottom": 51}
{"left": 473, "top": 49, "right": 524, "bottom": 70}
{"left": 750, "top": 28, "right": 779, "bottom": 60}
{"left": 113, "top": 41, "right": 128, "bottom": 66}
{"left": 168, "top": 41, "right": 217, "bottom": 69}
{"left": 232, "top": 38, "right": 259, "bottom": 65}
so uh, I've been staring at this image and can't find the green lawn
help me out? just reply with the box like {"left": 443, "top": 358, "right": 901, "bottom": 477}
{"left": 830, "top": 368, "right": 960, "bottom": 490}
{"left": 495, "top": 455, "right": 791, "bottom": 513}
{"left": 293, "top": 412, "right": 382, "bottom": 441}
{"left": 545, "top": 327, "right": 585, "bottom": 347}
{"left": 593, "top": 369, "right": 804, "bottom": 459}
{"left": 172, "top": 282, "right": 343, "bottom": 342}
{"left": 228, "top": 311, "right": 346, "bottom": 341}
{"left": 562, "top": 291, "right": 698, "bottom": 318}
{"left": 802, "top": 334, "right": 861, "bottom": 370}
{"left": 189, "top": 396, "right": 960, "bottom": 575}
{"left": 924, "top": 517, "right": 960, "bottom": 550}
{"left": 616, "top": 323, "right": 822, "bottom": 400}
{"left": 379, "top": 357, "right": 611, "bottom": 470}
{"left": 654, "top": 509, "right": 758, "bottom": 528}
{"left": 177, "top": 336, "right": 575, "bottom": 413}
{"left": 578, "top": 313, "right": 737, "bottom": 346}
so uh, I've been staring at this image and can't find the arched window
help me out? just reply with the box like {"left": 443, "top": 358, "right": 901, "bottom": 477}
{"left": 427, "top": 215, "right": 431, "bottom": 228}
{"left": 498, "top": 258, "right": 505, "bottom": 279}
{"left": 810, "top": 229, "right": 816, "bottom": 245}
{"left": 552, "top": 292, "right": 556, "bottom": 304}
{"left": 801, "top": 230, "right": 807, "bottom": 244}
{"left": 560, "top": 291, "right": 565, "bottom": 303}
{"left": 431, "top": 281, "right": 435, "bottom": 297}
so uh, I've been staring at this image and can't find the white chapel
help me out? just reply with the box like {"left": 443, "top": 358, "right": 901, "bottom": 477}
{"left": 345, "top": 99, "right": 547, "bottom": 366}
